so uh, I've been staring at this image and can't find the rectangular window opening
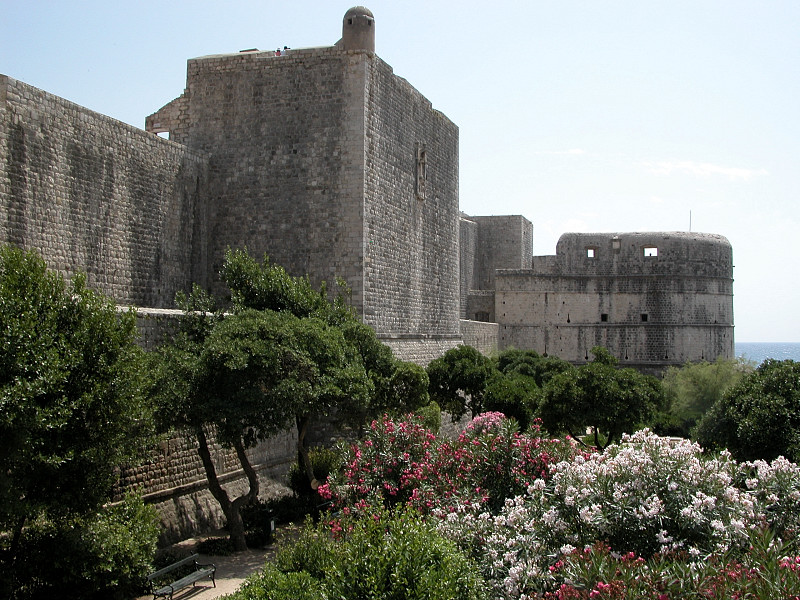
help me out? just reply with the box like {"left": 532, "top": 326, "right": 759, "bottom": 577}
{"left": 641, "top": 313, "right": 649, "bottom": 322}
{"left": 644, "top": 246, "right": 658, "bottom": 257}
{"left": 600, "top": 313, "right": 608, "bottom": 322}
{"left": 586, "top": 247, "right": 596, "bottom": 258}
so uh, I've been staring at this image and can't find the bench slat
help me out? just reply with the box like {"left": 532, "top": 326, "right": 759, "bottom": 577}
{"left": 147, "top": 553, "right": 201, "bottom": 581}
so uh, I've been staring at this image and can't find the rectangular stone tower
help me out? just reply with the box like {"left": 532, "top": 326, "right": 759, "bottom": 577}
{"left": 148, "top": 44, "right": 460, "bottom": 351}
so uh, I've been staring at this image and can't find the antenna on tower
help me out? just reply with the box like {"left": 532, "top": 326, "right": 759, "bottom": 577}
{"left": 689, "top": 210, "right": 692, "bottom": 232}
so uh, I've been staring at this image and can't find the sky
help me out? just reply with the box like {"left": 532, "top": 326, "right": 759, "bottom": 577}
{"left": 2, "top": 1, "right": 799, "bottom": 342}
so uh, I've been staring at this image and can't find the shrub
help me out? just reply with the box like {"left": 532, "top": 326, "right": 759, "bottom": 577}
{"left": 659, "top": 357, "right": 750, "bottom": 437}
{"left": 321, "top": 413, "right": 583, "bottom": 516}
{"left": 434, "top": 430, "right": 800, "bottom": 598}
{"left": 695, "top": 359, "right": 800, "bottom": 462}
{"left": 483, "top": 372, "right": 539, "bottom": 431}
{"left": 5, "top": 495, "right": 159, "bottom": 600}
{"left": 221, "top": 564, "right": 328, "bottom": 600}
{"left": 416, "top": 401, "right": 442, "bottom": 434}
{"left": 544, "top": 529, "right": 800, "bottom": 599}
{"left": 320, "top": 414, "right": 438, "bottom": 510}
{"left": 253, "top": 507, "right": 486, "bottom": 600}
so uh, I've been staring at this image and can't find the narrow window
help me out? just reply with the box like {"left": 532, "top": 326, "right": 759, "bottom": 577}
{"left": 415, "top": 143, "right": 427, "bottom": 200}
{"left": 641, "top": 313, "right": 649, "bottom": 322}
{"left": 600, "top": 313, "right": 608, "bottom": 322}
{"left": 644, "top": 246, "right": 658, "bottom": 257}
{"left": 586, "top": 248, "right": 595, "bottom": 258}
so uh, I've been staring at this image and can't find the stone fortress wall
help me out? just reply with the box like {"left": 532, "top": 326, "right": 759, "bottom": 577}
{"left": 459, "top": 224, "right": 734, "bottom": 373}
{"left": 0, "top": 74, "right": 210, "bottom": 308}
{"left": 0, "top": 7, "right": 465, "bottom": 542}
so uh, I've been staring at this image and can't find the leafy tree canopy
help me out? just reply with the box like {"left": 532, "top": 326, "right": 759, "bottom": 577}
{"left": 153, "top": 249, "right": 403, "bottom": 548}
{"left": 539, "top": 346, "right": 664, "bottom": 449}
{"left": 495, "top": 348, "right": 573, "bottom": 387}
{"left": 658, "top": 356, "right": 752, "bottom": 438}
{"left": 0, "top": 245, "right": 153, "bottom": 547}
{"left": 695, "top": 359, "right": 800, "bottom": 462}
{"left": 427, "top": 345, "right": 498, "bottom": 420}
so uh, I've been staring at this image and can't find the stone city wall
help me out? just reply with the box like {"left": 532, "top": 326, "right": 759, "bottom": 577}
{"left": 115, "top": 429, "right": 296, "bottom": 545}
{"left": 362, "top": 54, "right": 460, "bottom": 338}
{"left": 459, "top": 319, "right": 499, "bottom": 356}
{"left": 0, "top": 75, "right": 209, "bottom": 308}
{"left": 459, "top": 215, "right": 477, "bottom": 319}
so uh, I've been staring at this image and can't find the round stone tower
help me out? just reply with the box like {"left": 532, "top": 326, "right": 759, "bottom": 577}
{"left": 340, "top": 6, "right": 375, "bottom": 52}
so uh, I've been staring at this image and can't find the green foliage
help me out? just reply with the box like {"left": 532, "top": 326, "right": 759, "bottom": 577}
{"left": 287, "top": 446, "right": 343, "bottom": 496}
{"left": 495, "top": 348, "right": 573, "bottom": 387}
{"left": 659, "top": 357, "right": 751, "bottom": 437}
{"left": 221, "top": 564, "right": 328, "bottom": 600}
{"left": 427, "top": 345, "right": 497, "bottom": 419}
{"left": 415, "top": 401, "right": 442, "bottom": 434}
{"left": 153, "top": 249, "right": 384, "bottom": 549}
{"left": 483, "top": 371, "right": 538, "bottom": 431}
{"left": 695, "top": 359, "right": 800, "bottom": 462}
{"left": 374, "top": 359, "right": 431, "bottom": 417}
{"left": 5, "top": 495, "right": 159, "bottom": 600}
{"left": 221, "top": 248, "right": 327, "bottom": 317}
{"left": 257, "top": 508, "right": 486, "bottom": 600}
{"left": 0, "top": 245, "right": 153, "bottom": 526}
{"left": 0, "top": 245, "right": 155, "bottom": 593}
{"left": 539, "top": 346, "right": 664, "bottom": 449}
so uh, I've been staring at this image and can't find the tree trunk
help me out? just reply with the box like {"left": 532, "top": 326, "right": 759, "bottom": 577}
{"left": 296, "top": 414, "right": 318, "bottom": 490}
{"left": 194, "top": 426, "right": 253, "bottom": 552}
{"left": 9, "top": 514, "right": 26, "bottom": 565}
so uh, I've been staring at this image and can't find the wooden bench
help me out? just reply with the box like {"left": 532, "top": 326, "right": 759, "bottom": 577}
{"left": 146, "top": 553, "right": 216, "bottom": 600}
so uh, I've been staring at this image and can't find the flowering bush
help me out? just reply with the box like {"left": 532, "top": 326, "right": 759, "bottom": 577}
{"left": 435, "top": 430, "right": 800, "bottom": 598}
{"left": 741, "top": 454, "right": 800, "bottom": 537}
{"left": 318, "top": 413, "right": 437, "bottom": 511}
{"left": 543, "top": 529, "right": 800, "bottom": 599}
{"left": 316, "top": 419, "right": 800, "bottom": 600}
{"left": 543, "top": 430, "right": 757, "bottom": 556}
{"left": 321, "top": 413, "right": 584, "bottom": 515}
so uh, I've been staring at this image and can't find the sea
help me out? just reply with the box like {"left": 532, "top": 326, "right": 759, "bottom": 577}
{"left": 735, "top": 342, "right": 800, "bottom": 365}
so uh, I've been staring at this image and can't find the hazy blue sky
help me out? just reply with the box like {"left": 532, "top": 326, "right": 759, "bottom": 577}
{"left": 2, "top": 1, "right": 798, "bottom": 342}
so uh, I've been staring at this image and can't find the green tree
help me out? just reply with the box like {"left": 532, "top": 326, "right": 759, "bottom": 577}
{"left": 539, "top": 346, "right": 664, "bottom": 449}
{"left": 427, "top": 345, "right": 497, "bottom": 420}
{"left": 659, "top": 356, "right": 751, "bottom": 437}
{"left": 154, "top": 250, "right": 383, "bottom": 548}
{"left": 153, "top": 305, "right": 370, "bottom": 550}
{"left": 495, "top": 348, "right": 573, "bottom": 387}
{"left": 0, "top": 245, "right": 154, "bottom": 591}
{"left": 220, "top": 249, "right": 394, "bottom": 485}
{"left": 695, "top": 359, "right": 800, "bottom": 462}
{"left": 482, "top": 371, "right": 538, "bottom": 431}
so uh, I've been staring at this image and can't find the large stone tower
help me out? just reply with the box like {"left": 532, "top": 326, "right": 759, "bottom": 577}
{"left": 146, "top": 7, "right": 460, "bottom": 361}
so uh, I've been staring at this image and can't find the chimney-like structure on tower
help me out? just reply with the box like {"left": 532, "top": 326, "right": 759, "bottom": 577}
{"left": 339, "top": 6, "right": 375, "bottom": 52}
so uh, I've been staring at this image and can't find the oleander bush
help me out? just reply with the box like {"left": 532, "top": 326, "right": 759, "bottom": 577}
{"left": 319, "top": 413, "right": 585, "bottom": 515}
{"left": 433, "top": 429, "right": 800, "bottom": 599}
{"left": 258, "top": 413, "right": 800, "bottom": 599}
